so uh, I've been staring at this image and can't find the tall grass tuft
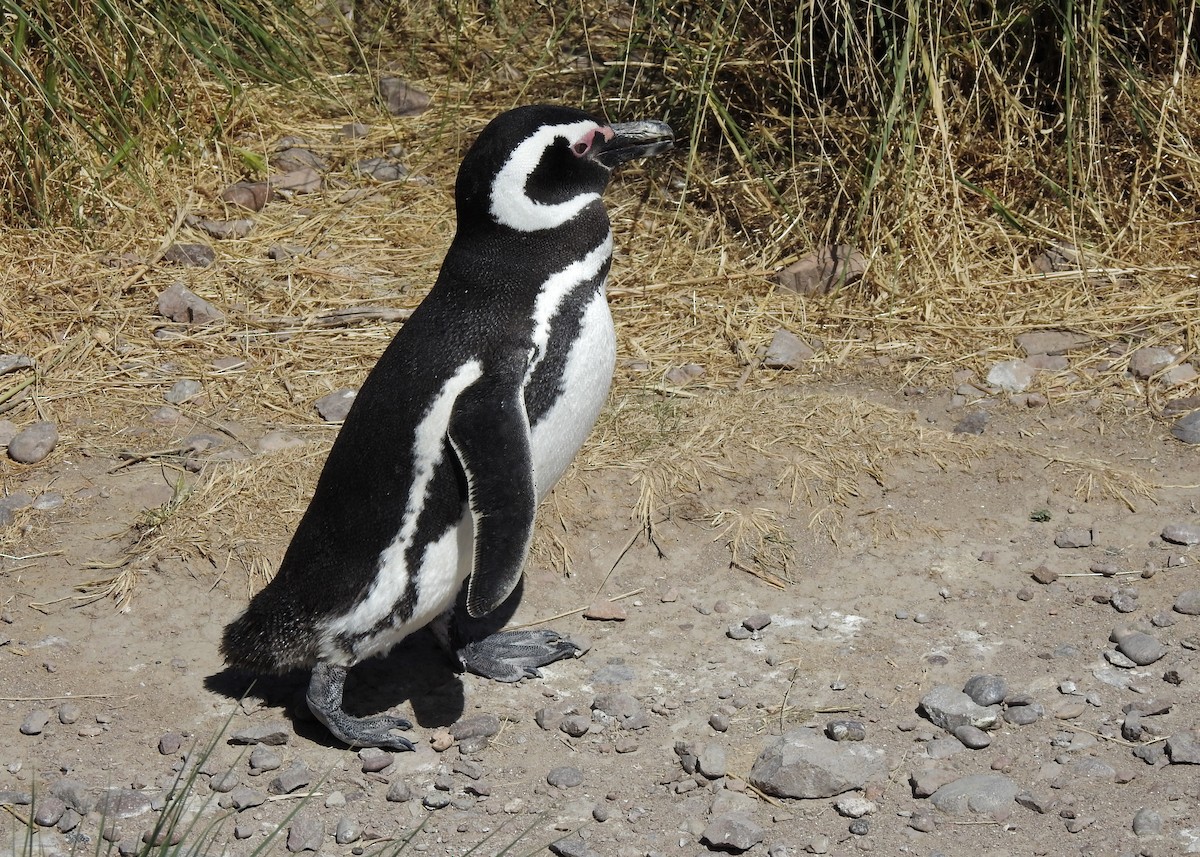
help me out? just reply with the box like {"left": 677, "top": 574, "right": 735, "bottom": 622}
{"left": 0, "top": 0, "right": 321, "bottom": 225}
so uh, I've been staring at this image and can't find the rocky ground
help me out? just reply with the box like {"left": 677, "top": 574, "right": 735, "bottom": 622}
{"left": 1, "top": 346, "right": 1199, "bottom": 857}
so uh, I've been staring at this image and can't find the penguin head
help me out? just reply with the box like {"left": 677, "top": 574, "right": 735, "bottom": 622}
{"left": 455, "top": 104, "right": 673, "bottom": 233}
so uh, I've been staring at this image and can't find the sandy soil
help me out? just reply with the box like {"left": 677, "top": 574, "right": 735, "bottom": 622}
{"left": 2, "top": 373, "right": 1198, "bottom": 857}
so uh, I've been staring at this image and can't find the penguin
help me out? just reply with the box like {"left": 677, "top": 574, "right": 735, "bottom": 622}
{"left": 221, "top": 105, "right": 674, "bottom": 751}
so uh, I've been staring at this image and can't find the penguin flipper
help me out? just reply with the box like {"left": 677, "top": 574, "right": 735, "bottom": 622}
{"left": 447, "top": 377, "right": 537, "bottom": 619}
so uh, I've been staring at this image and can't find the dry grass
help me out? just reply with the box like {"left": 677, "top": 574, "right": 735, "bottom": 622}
{"left": 2, "top": 3, "right": 1198, "bottom": 599}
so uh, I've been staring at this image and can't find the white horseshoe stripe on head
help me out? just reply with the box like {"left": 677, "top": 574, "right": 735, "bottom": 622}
{"left": 489, "top": 120, "right": 607, "bottom": 232}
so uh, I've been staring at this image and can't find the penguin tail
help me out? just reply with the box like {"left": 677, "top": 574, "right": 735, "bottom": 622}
{"left": 220, "top": 599, "right": 319, "bottom": 675}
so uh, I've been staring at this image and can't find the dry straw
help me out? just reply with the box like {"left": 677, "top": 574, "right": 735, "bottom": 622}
{"left": 1, "top": 1, "right": 1197, "bottom": 602}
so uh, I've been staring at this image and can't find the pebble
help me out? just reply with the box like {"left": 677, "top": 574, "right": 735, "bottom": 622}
{"left": 422, "top": 792, "right": 451, "bottom": 810}
{"left": 583, "top": 601, "right": 627, "bottom": 621}
{"left": 1052, "top": 701, "right": 1086, "bottom": 720}
{"left": 157, "top": 282, "right": 224, "bottom": 322}
{"left": 919, "top": 686, "right": 1000, "bottom": 731}
{"left": 546, "top": 766, "right": 583, "bottom": 788}
{"left": 727, "top": 624, "right": 752, "bottom": 640}
{"left": 748, "top": 729, "right": 887, "bottom": 799}
{"left": 333, "top": 817, "right": 359, "bottom": 844}
{"left": 449, "top": 713, "right": 500, "bottom": 740}
{"left": 962, "top": 675, "right": 1008, "bottom": 706}
{"left": 987, "top": 359, "right": 1036, "bottom": 392}
{"left": 1117, "top": 632, "right": 1166, "bottom": 666}
{"left": 701, "top": 812, "right": 765, "bottom": 851}
{"left": 908, "top": 811, "right": 936, "bottom": 832}
{"left": 743, "top": 612, "right": 772, "bottom": 631}
{"left": 1111, "top": 590, "right": 1139, "bottom": 613}
{"left": 1172, "top": 410, "right": 1200, "bottom": 443}
{"left": 95, "top": 789, "right": 152, "bottom": 819}
{"left": 710, "top": 712, "right": 731, "bottom": 732}
{"left": 8, "top": 422, "right": 58, "bottom": 464}
{"left": 385, "top": 780, "right": 412, "bottom": 803}
{"left": 286, "top": 815, "right": 322, "bottom": 852}
{"left": 1065, "top": 815, "right": 1096, "bottom": 833}
{"left": 158, "top": 732, "right": 183, "bottom": 755}
{"left": 1132, "top": 807, "right": 1163, "bottom": 836}
{"left": 1166, "top": 732, "right": 1200, "bottom": 764}
{"left": 697, "top": 744, "right": 728, "bottom": 779}
{"left": 222, "top": 786, "right": 266, "bottom": 811}
{"left": 229, "top": 722, "right": 290, "bottom": 746}
{"left": 165, "top": 379, "right": 202, "bottom": 404}
{"left": 847, "top": 818, "right": 869, "bottom": 835}
{"left": 1031, "top": 565, "right": 1058, "bottom": 584}
{"left": 560, "top": 715, "right": 590, "bottom": 737}
{"left": 928, "top": 773, "right": 1018, "bottom": 816}
{"left": 1174, "top": 590, "right": 1200, "bottom": 616}
{"left": 33, "top": 796, "right": 66, "bottom": 827}
{"left": 835, "top": 796, "right": 875, "bottom": 818}
{"left": 825, "top": 719, "right": 867, "bottom": 742}
{"left": 315, "top": 388, "right": 357, "bottom": 422}
{"left": 269, "top": 762, "right": 312, "bottom": 795}
{"left": 1163, "top": 522, "right": 1200, "bottom": 545}
{"left": 1055, "top": 527, "right": 1093, "bottom": 548}
{"left": 248, "top": 746, "right": 282, "bottom": 772}
{"left": 953, "top": 725, "right": 992, "bottom": 749}
{"left": 762, "top": 329, "right": 816, "bottom": 368}
{"left": 358, "top": 747, "right": 392, "bottom": 773}
{"left": 548, "top": 834, "right": 599, "bottom": 857}
{"left": 20, "top": 708, "right": 52, "bottom": 735}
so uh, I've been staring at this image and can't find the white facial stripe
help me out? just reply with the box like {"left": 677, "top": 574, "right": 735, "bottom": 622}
{"left": 323, "top": 359, "right": 483, "bottom": 648}
{"left": 490, "top": 120, "right": 605, "bottom": 232}
{"left": 525, "top": 233, "right": 613, "bottom": 384}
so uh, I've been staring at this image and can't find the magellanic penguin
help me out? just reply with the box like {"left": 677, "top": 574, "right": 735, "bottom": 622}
{"left": 221, "top": 105, "right": 674, "bottom": 750}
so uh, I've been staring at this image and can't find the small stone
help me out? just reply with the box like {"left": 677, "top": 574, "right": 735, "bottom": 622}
{"left": 762, "top": 329, "right": 816, "bottom": 369}
{"left": 743, "top": 612, "right": 772, "bottom": 631}
{"left": 1129, "top": 346, "right": 1176, "bottom": 379}
{"left": 270, "top": 168, "right": 321, "bottom": 194}
{"left": 848, "top": 818, "right": 869, "bottom": 835}
{"left": 1052, "top": 701, "right": 1086, "bottom": 720}
{"left": 269, "top": 762, "right": 312, "bottom": 795}
{"left": 95, "top": 789, "right": 152, "bottom": 819}
{"left": 248, "top": 746, "right": 282, "bottom": 772}
{"left": 560, "top": 715, "right": 590, "bottom": 738}
{"left": 825, "top": 719, "right": 867, "bottom": 742}
{"left": 161, "top": 243, "right": 215, "bottom": 267}
{"left": 57, "top": 703, "right": 81, "bottom": 725}
{"left": 748, "top": 729, "right": 887, "bottom": 799}
{"left": 422, "top": 792, "right": 450, "bottom": 810}
{"left": 187, "top": 215, "right": 254, "bottom": 240}
{"left": 1031, "top": 565, "right": 1058, "bottom": 584}
{"left": 379, "top": 78, "right": 431, "bottom": 116}
{"left": 1162, "top": 523, "right": 1200, "bottom": 545}
{"left": 548, "top": 834, "right": 599, "bottom": 857}
{"left": 1111, "top": 590, "right": 1139, "bottom": 613}
{"left": 285, "top": 815, "right": 322, "bottom": 852}
{"left": 354, "top": 157, "right": 408, "bottom": 182}
{"left": 962, "top": 675, "right": 1008, "bottom": 707}
{"left": 1117, "top": 632, "right": 1166, "bottom": 666}
{"left": 334, "top": 817, "right": 360, "bottom": 845}
{"left": 776, "top": 245, "right": 866, "bottom": 295}
{"left": 727, "top": 624, "right": 752, "bottom": 640}
{"left": 1016, "top": 330, "right": 1091, "bottom": 356}
{"left": 697, "top": 744, "right": 728, "bottom": 779}
{"left": 546, "top": 766, "right": 583, "bottom": 788}
{"left": 987, "top": 359, "right": 1036, "bottom": 393}
{"left": 1166, "top": 731, "right": 1200, "bottom": 764}
{"left": 220, "top": 181, "right": 274, "bottom": 211}
{"left": 340, "top": 122, "right": 369, "bottom": 139}
{"left": 229, "top": 722, "right": 290, "bottom": 746}
{"left": 211, "top": 771, "right": 239, "bottom": 793}
{"left": 710, "top": 712, "right": 731, "bottom": 732}
{"left": 8, "top": 423, "right": 58, "bottom": 464}
{"left": 33, "top": 797, "right": 66, "bottom": 827}
{"left": 1172, "top": 410, "right": 1200, "bottom": 444}
{"left": 1132, "top": 807, "right": 1163, "bottom": 837}
{"left": 1065, "top": 815, "right": 1096, "bottom": 833}
{"left": 908, "top": 812, "right": 936, "bottom": 832}
{"left": 358, "top": 747, "right": 392, "bottom": 773}
{"left": 385, "top": 781, "right": 412, "bottom": 803}
{"left": 953, "top": 410, "right": 989, "bottom": 435}
{"left": 583, "top": 601, "right": 627, "bottom": 621}
{"left": 835, "top": 796, "right": 875, "bottom": 818}
{"left": 701, "top": 812, "right": 765, "bottom": 852}
{"left": 664, "top": 363, "right": 705, "bottom": 385}
{"left": 315, "top": 388, "right": 357, "bottom": 422}
{"left": 429, "top": 730, "right": 453, "bottom": 751}
{"left": 953, "top": 725, "right": 992, "bottom": 749}
{"left": 1055, "top": 527, "right": 1093, "bottom": 548}
{"left": 19, "top": 709, "right": 51, "bottom": 735}
{"left": 919, "top": 686, "right": 999, "bottom": 731}
{"left": 158, "top": 732, "right": 183, "bottom": 755}
{"left": 1173, "top": 590, "right": 1200, "bottom": 615}
{"left": 928, "top": 773, "right": 1018, "bottom": 816}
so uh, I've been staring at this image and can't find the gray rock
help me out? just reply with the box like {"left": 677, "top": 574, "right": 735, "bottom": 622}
{"left": 910, "top": 768, "right": 958, "bottom": 798}
{"left": 285, "top": 814, "right": 322, "bottom": 852}
{"left": 335, "top": 817, "right": 360, "bottom": 844}
{"left": 48, "top": 779, "right": 93, "bottom": 814}
{"left": 1016, "top": 330, "right": 1091, "bottom": 356}
{"left": 727, "top": 623, "right": 752, "bottom": 640}
{"left": 354, "top": 157, "right": 407, "bottom": 182}
{"left": 270, "top": 147, "right": 326, "bottom": 172}
{"left": 158, "top": 732, "right": 183, "bottom": 755}
{"left": 187, "top": 216, "right": 254, "bottom": 240}
{"left": 560, "top": 715, "right": 590, "bottom": 737}
{"left": 1163, "top": 523, "right": 1200, "bottom": 545}
{"left": 701, "top": 812, "right": 765, "bottom": 852}
{"left": 548, "top": 834, "right": 599, "bottom": 857}
{"left": 0, "top": 354, "right": 34, "bottom": 376}
{"left": 697, "top": 743, "right": 728, "bottom": 779}
{"left": 269, "top": 762, "right": 312, "bottom": 795}
{"left": 919, "top": 686, "right": 1000, "bottom": 731}
{"left": 664, "top": 363, "right": 704, "bottom": 385}
{"left": 248, "top": 746, "right": 282, "bottom": 772}
{"left": 591, "top": 692, "right": 644, "bottom": 723}
{"left": 8, "top": 422, "right": 58, "bottom": 464}
{"left": 161, "top": 244, "right": 216, "bottom": 267}
{"left": 1133, "top": 807, "right": 1163, "bottom": 837}
{"left": 1104, "top": 649, "right": 1138, "bottom": 669}
{"left": 315, "top": 388, "right": 357, "bottom": 422}
{"left": 835, "top": 796, "right": 876, "bottom": 818}
{"left": 1175, "top": 590, "right": 1200, "bottom": 615}
{"left": 1166, "top": 732, "right": 1200, "bottom": 764}
{"left": 953, "top": 725, "right": 992, "bottom": 749}
{"left": 157, "top": 282, "right": 223, "bottom": 323}
{"left": 33, "top": 796, "right": 66, "bottom": 827}
{"left": 210, "top": 771, "right": 239, "bottom": 793}
{"left": 95, "top": 789, "right": 152, "bottom": 819}
{"left": 1117, "top": 632, "right": 1166, "bottom": 666}
{"left": 748, "top": 729, "right": 887, "bottom": 799}
{"left": 1129, "top": 346, "right": 1175, "bottom": 379}
{"left": 385, "top": 780, "right": 412, "bottom": 802}
{"left": 19, "top": 708, "right": 52, "bottom": 735}
{"left": 928, "top": 774, "right": 1018, "bottom": 816}
{"left": 421, "top": 791, "right": 450, "bottom": 809}
{"left": 358, "top": 747, "right": 392, "bottom": 773}
{"left": 743, "top": 612, "right": 772, "bottom": 631}
{"left": 256, "top": 430, "right": 306, "bottom": 454}
{"left": 56, "top": 703, "right": 80, "bottom": 725}
{"left": 1054, "top": 526, "right": 1093, "bottom": 548}
{"left": 220, "top": 181, "right": 274, "bottom": 211}
{"left": 1172, "top": 410, "right": 1200, "bottom": 444}
{"left": 825, "top": 719, "right": 867, "bottom": 742}
{"left": 963, "top": 675, "right": 1008, "bottom": 706}
{"left": 164, "top": 379, "right": 202, "bottom": 405}
{"left": 763, "top": 329, "right": 817, "bottom": 369}
{"left": 229, "top": 722, "right": 290, "bottom": 745}
{"left": 952, "top": 410, "right": 988, "bottom": 435}
{"left": 776, "top": 245, "right": 866, "bottom": 295}
{"left": 340, "top": 122, "right": 369, "bottom": 139}
{"left": 1067, "top": 757, "right": 1116, "bottom": 780}
{"left": 546, "top": 766, "right": 583, "bottom": 788}
{"left": 986, "top": 359, "right": 1036, "bottom": 392}
{"left": 378, "top": 78, "right": 431, "bottom": 117}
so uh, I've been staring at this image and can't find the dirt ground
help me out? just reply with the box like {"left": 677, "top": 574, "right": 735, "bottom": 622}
{"left": 2, "top": 358, "right": 1198, "bottom": 855}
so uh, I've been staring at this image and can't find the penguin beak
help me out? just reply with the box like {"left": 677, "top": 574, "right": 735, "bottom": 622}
{"left": 593, "top": 120, "right": 674, "bottom": 169}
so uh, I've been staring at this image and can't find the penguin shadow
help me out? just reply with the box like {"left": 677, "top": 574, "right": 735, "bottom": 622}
{"left": 205, "top": 580, "right": 526, "bottom": 747}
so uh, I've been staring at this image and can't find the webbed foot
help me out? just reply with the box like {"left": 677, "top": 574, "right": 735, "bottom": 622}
{"left": 457, "top": 629, "right": 579, "bottom": 682}
{"left": 306, "top": 662, "right": 414, "bottom": 751}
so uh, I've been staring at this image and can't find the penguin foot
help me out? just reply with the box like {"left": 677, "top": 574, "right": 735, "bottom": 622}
{"left": 457, "top": 629, "right": 579, "bottom": 683}
{"left": 306, "top": 662, "right": 414, "bottom": 751}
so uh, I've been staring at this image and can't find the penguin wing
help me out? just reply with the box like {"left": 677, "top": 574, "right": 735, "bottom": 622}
{"left": 447, "top": 373, "right": 537, "bottom": 619}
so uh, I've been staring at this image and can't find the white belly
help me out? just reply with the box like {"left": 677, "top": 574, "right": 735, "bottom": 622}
{"left": 529, "top": 290, "right": 616, "bottom": 499}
